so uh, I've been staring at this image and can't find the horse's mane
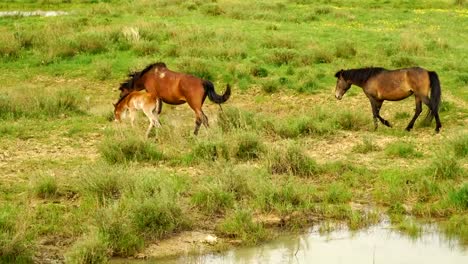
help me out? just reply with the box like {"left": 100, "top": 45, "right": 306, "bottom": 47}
{"left": 336, "top": 67, "right": 387, "bottom": 86}
{"left": 118, "top": 62, "right": 167, "bottom": 93}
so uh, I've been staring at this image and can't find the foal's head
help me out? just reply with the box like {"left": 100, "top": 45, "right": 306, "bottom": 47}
{"left": 334, "top": 70, "right": 352, "bottom": 100}
{"left": 113, "top": 95, "right": 128, "bottom": 122}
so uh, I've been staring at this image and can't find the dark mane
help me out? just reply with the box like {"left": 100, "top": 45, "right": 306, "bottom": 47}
{"left": 118, "top": 62, "right": 167, "bottom": 94}
{"left": 336, "top": 67, "right": 387, "bottom": 86}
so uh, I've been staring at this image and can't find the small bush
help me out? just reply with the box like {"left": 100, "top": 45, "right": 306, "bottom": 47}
{"left": 261, "top": 79, "right": 279, "bottom": 93}
{"left": 385, "top": 142, "right": 422, "bottom": 158}
{"left": 65, "top": 233, "right": 109, "bottom": 264}
{"left": 235, "top": 133, "right": 265, "bottom": 160}
{"left": 448, "top": 184, "right": 468, "bottom": 210}
{"left": 192, "top": 140, "right": 229, "bottom": 161}
{"left": 428, "top": 154, "right": 462, "bottom": 180}
{"left": 268, "top": 145, "right": 319, "bottom": 177}
{"left": 268, "top": 48, "right": 297, "bottom": 66}
{"left": 313, "top": 48, "right": 333, "bottom": 64}
{"left": 334, "top": 111, "right": 368, "bottom": 131}
{"left": 99, "top": 135, "right": 164, "bottom": 164}
{"left": 0, "top": 206, "right": 33, "bottom": 263}
{"left": 80, "top": 165, "right": 128, "bottom": 204}
{"left": 217, "top": 107, "right": 256, "bottom": 132}
{"left": 33, "top": 175, "right": 58, "bottom": 199}
{"left": 131, "top": 197, "right": 186, "bottom": 239}
{"left": 251, "top": 66, "right": 268, "bottom": 77}
{"left": 352, "top": 137, "right": 380, "bottom": 153}
{"left": 192, "top": 185, "right": 235, "bottom": 214}
{"left": 216, "top": 209, "right": 268, "bottom": 245}
{"left": 451, "top": 134, "right": 468, "bottom": 157}
{"left": 335, "top": 41, "right": 357, "bottom": 58}
{"left": 392, "top": 56, "right": 417, "bottom": 67}
{"left": 96, "top": 207, "right": 143, "bottom": 256}
{"left": 326, "top": 183, "right": 352, "bottom": 204}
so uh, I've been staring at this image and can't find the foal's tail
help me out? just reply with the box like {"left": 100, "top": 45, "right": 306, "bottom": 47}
{"left": 203, "top": 80, "right": 231, "bottom": 104}
{"left": 424, "top": 71, "right": 442, "bottom": 123}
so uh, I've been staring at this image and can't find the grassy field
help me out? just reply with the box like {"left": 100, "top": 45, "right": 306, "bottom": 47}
{"left": 0, "top": 0, "right": 467, "bottom": 263}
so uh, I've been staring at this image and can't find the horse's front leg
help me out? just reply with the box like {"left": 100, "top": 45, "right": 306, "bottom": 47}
{"left": 406, "top": 97, "right": 422, "bottom": 131}
{"left": 374, "top": 99, "right": 392, "bottom": 128}
{"left": 369, "top": 99, "right": 379, "bottom": 130}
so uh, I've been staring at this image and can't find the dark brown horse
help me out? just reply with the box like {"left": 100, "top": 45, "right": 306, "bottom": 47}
{"left": 334, "top": 67, "right": 442, "bottom": 132}
{"left": 118, "top": 62, "right": 231, "bottom": 135}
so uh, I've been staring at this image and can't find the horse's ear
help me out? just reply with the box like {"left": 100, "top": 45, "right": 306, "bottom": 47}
{"left": 112, "top": 103, "right": 116, "bottom": 107}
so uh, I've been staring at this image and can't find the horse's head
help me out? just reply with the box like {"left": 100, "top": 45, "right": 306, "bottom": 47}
{"left": 113, "top": 102, "right": 124, "bottom": 123}
{"left": 334, "top": 69, "right": 352, "bottom": 100}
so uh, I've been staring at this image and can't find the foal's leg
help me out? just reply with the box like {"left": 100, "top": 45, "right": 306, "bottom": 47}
{"left": 405, "top": 97, "right": 422, "bottom": 131}
{"left": 129, "top": 109, "right": 136, "bottom": 127}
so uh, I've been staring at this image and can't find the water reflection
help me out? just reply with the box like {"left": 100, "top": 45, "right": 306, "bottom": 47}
{"left": 114, "top": 221, "right": 467, "bottom": 264}
{"left": 166, "top": 222, "right": 467, "bottom": 264}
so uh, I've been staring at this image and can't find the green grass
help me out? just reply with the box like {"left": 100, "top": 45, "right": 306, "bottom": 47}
{"left": 267, "top": 144, "right": 320, "bottom": 177}
{"left": 216, "top": 209, "right": 269, "bottom": 245}
{"left": 384, "top": 141, "right": 422, "bottom": 158}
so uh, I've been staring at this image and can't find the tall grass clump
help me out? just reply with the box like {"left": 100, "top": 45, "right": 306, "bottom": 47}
{"left": 385, "top": 142, "right": 422, "bottom": 158}
{"left": 95, "top": 206, "right": 143, "bottom": 256}
{"left": 326, "top": 183, "right": 352, "bottom": 204}
{"left": 335, "top": 41, "right": 357, "bottom": 58}
{"left": 267, "top": 144, "right": 319, "bottom": 177}
{"left": 0, "top": 206, "right": 33, "bottom": 263}
{"left": 427, "top": 153, "right": 462, "bottom": 180}
{"left": 131, "top": 197, "right": 187, "bottom": 240}
{"left": 0, "top": 30, "right": 21, "bottom": 58}
{"left": 217, "top": 106, "right": 256, "bottom": 132}
{"left": 65, "top": 232, "right": 109, "bottom": 264}
{"left": 235, "top": 133, "right": 265, "bottom": 160}
{"left": 192, "top": 183, "right": 235, "bottom": 214}
{"left": 99, "top": 132, "right": 164, "bottom": 164}
{"left": 352, "top": 137, "right": 380, "bottom": 153}
{"left": 451, "top": 134, "right": 468, "bottom": 157}
{"left": 0, "top": 90, "right": 83, "bottom": 120}
{"left": 32, "top": 175, "right": 58, "bottom": 199}
{"left": 272, "top": 116, "right": 335, "bottom": 138}
{"left": 79, "top": 164, "right": 129, "bottom": 204}
{"left": 216, "top": 209, "right": 268, "bottom": 245}
{"left": 448, "top": 184, "right": 468, "bottom": 210}
{"left": 192, "top": 139, "right": 230, "bottom": 162}
{"left": 334, "top": 110, "right": 368, "bottom": 131}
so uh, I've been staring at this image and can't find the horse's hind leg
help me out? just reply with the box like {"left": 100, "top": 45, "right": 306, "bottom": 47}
{"left": 406, "top": 97, "right": 422, "bottom": 131}
{"left": 421, "top": 96, "right": 442, "bottom": 133}
{"left": 201, "top": 111, "right": 209, "bottom": 128}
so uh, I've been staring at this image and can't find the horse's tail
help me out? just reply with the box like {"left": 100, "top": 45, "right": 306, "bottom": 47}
{"left": 203, "top": 80, "right": 231, "bottom": 104}
{"left": 424, "top": 71, "right": 442, "bottom": 123}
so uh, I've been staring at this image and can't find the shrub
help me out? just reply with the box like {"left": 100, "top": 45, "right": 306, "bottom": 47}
{"left": 0, "top": 206, "right": 33, "bottom": 263}
{"left": 192, "top": 140, "right": 230, "bottom": 161}
{"left": 326, "top": 183, "right": 352, "bottom": 204}
{"left": 268, "top": 145, "right": 319, "bottom": 177}
{"left": 451, "top": 134, "right": 468, "bottom": 157}
{"left": 99, "top": 135, "right": 164, "bottom": 164}
{"left": 352, "top": 137, "right": 380, "bottom": 153}
{"left": 385, "top": 142, "right": 422, "bottom": 158}
{"left": 216, "top": 209, "right": 268, "bottom": 245}
{"left": 33, "top": 175, "right": 58, "bottom": 199}
{"left": 192, "top": 185, "right": 234, "bottom": 214}
{"left": 235, "top": 133, "right": 265, "bottom": 160}
{"left": 131, "top": 197, "right": 186, "bottom": 240}
{"left": 65, "top": 233, "right": 109, "bottom": 264}
{"left": 448, "top": 184, "right": 468, "bottom": 210}
{"left": 217, "top": 107, "right": 256, "bottom": 132}
{"left": 428, "top": 154, "right": 462, "bottom": 180}
{"left": 96, "top": 207, "right": 143, "bottom": 256}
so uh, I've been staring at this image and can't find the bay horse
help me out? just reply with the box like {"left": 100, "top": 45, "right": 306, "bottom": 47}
{"left": 334, "top": 67, "right": 442, "bottom": 133}
{"left": 118, "top": 62, "right": 231, "bottom": 135}
{"left": 113, "top": 90, "right": 161, "bottom": 138}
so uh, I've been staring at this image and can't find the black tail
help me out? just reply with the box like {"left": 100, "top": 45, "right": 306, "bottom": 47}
{"left": 424, "top": 71, "right": 442, "bottom": 123}
{"left": 203, "top": 80, "right": 231, "bottom": 104}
